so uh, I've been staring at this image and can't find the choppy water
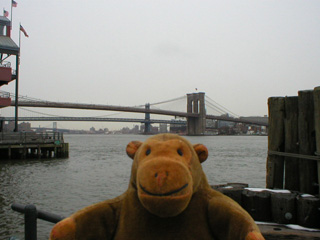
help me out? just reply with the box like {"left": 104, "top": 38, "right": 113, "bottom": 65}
{"left": 0, "top": 134, "right": 267, "bottom": 239}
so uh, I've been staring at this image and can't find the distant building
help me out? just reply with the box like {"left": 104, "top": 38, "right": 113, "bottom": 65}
{"left": 3, "top": 121, "right": 31, "bottom": 132}
{"left": 131, "top": 125, "right": 139, "bottom": 134}
{"left": 240, "top": 116, "right": 268, "bottom": 126}
{"left": 169, "top": 123, "right": 186, "bottom": 134}
{"left": 159, "top": 124, "right": 168, "bottom": 133}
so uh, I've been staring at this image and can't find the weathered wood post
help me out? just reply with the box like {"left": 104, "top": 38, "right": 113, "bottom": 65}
{"left": 284, "top": 97, "right": 299, "bottom": 191}
{"left": 241, "top": 190, "right": 272, "bottom": 221}
{"left": 8, "top": 146, "right": 11, "bottom": 159}
{"left": 266, "top": 97, "right": 285, "bottom": 189}
{"left": 314, "top": 86, "right": 320, "bottom": 194}
{"left": 213, "top": 183, "right": 248, "bottom": 205}
{"left": 298, "top": 90, "right": 317, "bottom": 194}
{"left": 297, "top": 195, "right": 320, "bottom": 228}
{"left": 270, "top": 192, "right": 297, "bottom": 224}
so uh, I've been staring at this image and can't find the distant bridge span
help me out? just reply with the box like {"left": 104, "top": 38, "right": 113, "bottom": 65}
{"left": 206, "top": 115, "right": 267, "bottom": 126}
{"left": 10, "top": 100, "right": 268, "bottom": 127}
{"left": 2, "top": 116, "right": 187, "bottom": 125}
{"left": 11, "top": 101, "right": 198, "bottom": 118}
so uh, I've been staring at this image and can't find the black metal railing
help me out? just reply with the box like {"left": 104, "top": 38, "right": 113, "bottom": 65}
{"left": 11, "top": 203, "right": 65, "bottom": 240}
{"left": 0, "top": 61, "right": 11, "bottom": 68}
{"left": 0, "top": 132, "right": 64, "bottom": 145}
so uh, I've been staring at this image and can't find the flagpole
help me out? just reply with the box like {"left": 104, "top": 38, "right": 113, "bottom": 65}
{"left": 19, "top": 22, "right": 21, "bottom": 48}
{"left": 10, "top": 0, "right": 13, "bottom": 29}
{"left": 14, "top": 22, "right": 21, "bottom": 132}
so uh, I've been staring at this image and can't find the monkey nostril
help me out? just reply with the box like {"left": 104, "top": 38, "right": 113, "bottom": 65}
{"left": 155, "top": 173, "right": 158, "bottom": 178}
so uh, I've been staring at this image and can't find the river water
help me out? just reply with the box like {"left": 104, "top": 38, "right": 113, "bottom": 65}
{"left": 0, "top": 134, "right": 267, "bottom": 239}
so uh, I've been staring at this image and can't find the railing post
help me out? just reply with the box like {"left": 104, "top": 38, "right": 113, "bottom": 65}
{"left": 25, "top": 204, "right": 37, "bottom": 240}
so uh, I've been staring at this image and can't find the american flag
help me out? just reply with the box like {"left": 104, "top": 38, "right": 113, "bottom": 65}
{"left": 12, "top": 0, "right": 18, "bottom": 7}
{"left": 20, "top": 25, "right": 29, "bottom": 37}
{"left": 3, "top": 10, "right": 9, "bottom": 17}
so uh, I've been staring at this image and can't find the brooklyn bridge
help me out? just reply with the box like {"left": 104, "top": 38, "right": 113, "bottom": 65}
{"left": 0, "top": 91, "right": 267, "bottom": 135}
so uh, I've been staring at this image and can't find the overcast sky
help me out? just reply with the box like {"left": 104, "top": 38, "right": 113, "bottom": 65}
{"left": 1, "top": 0, "right": 319, "bottom": 130}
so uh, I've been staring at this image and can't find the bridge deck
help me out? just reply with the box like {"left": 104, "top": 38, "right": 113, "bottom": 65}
{"left": 9, "top": 101, "right": 268, "bottom": 126}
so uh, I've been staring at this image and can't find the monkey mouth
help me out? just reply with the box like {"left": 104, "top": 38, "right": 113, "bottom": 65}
{"left": 139, "top": 183, "right": 189, "bottom": 197}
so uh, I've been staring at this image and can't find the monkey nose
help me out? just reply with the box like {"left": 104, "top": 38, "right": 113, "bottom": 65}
{"left": 155, "top": 171, "right": 169, "bottom": 187}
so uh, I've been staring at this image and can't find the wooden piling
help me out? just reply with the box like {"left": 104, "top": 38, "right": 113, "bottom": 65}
{"left": 266, "top": 97, "right": 285, "bottom": 189}
{"left": 270, "top": 192, "right": 297, "bottom": 224}
{"left": 297, "top": 195, "right": 320, "bottom": 228}
{"left": 214, "top": 185, "right": 320, "bottom": 228}
{"left": 37, "top": 145, "right": 41, "bottom": 159}
{"left": 241, "top": 190, "right": 272, "bottom": 221}
{"left": 62, "top": 143, "right": 69, "bottom": 158}
{"left": 213, "top": 183, "right": 248, "bottom": 205}
{"left": 8, "top": 146, "right": 11, "bottom": 159}
{"left": 314, "top": 86, "right": 320, "bottom": 194}
{"left": 284, "top": 96, "right": 299, "bottom": 191}
{"left": 298, "top": 90, "right": 317, "bottom": 194}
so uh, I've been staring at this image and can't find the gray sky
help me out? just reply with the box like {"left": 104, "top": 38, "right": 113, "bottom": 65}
{"left": 1, "top": 0, "right": 320, "bottom": 130}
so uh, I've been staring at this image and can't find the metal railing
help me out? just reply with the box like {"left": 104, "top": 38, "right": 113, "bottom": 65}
{"left": 0, "top": 132, "right": 64, "bottom": 145}
{"left": 0, "top": 61, "right": 11, "bottom": 68}
{"left": 11, "top": 203, "right": 65, "bottom": 240}
{"left": 0, "top": 91, "right": 10, "bottom": 98}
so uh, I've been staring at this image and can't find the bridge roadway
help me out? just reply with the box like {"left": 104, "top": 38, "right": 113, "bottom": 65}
{"left": 10, "top": 101, "right": 268, "bottom": 126}
{"left": 11, "top": 101, "right": 198, "bottom": 118}
{"left": 1, "top": 116, "right": 187, "bottom": 125}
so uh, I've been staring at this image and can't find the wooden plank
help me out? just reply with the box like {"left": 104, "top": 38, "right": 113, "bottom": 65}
{"left": 298, "top": 90, "right": 317, "bottom": 194}
{"left": 284, "top": 96, "right": 300, "bottom": 191}
{"left": 259, "top": 224, "right": 320, "bottom": 239}
{"left": 267, "top": 97, "right": 285, "bottom": 189}
{"left": 213, "top": 183, "right": 248, "bottom": 205}
{"left": 271, "top": 192, "right": 297, "bottom": 224}
{"left": 242, "top": 189, "right": 272, "bottom": 221}
{"left": 297, "top": 196, "right": 320, "bottom": 228}
{"left": 314, "top": 86, "right": 320, "bottom": 195}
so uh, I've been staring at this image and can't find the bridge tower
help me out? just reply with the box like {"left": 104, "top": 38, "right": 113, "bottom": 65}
{"left": 144, "top": 103, "right": 151, "bottom": 134}
{"left": 187, "top": 92, "right": 206, "bottom": 135}
{"left": 0, "top": 15, "right": 20, "bottom": 131}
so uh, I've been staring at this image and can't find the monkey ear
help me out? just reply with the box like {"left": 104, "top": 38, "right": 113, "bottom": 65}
{"left": 126, "top": 141, "right": 142, "bottom": 159}
{"left": 193, "top": 144, "right": 208, "bottom": 163}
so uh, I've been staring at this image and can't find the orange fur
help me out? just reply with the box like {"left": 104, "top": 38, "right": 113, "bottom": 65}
{"left": 246, "top": 231, "right": 265, "bottom": 240}
{"left": 49, "top": 133, "right": 265, "bottom": 240}
{"left": 49, "top": 218, "right": 76, "bottom": 240}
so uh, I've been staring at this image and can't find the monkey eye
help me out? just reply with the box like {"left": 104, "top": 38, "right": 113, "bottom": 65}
{"left": 177, "top": 149, "right": 183, "bottom": 156}
{"left": 146, "top": 149, "right": 151, "bottom": 156}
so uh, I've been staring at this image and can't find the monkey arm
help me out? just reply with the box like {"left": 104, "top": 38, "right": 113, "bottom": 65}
{"left": 49, "top": 197, "right": 122, "bottom": 240}
{"left": 207, "top": 192, "right": 265, "bottom": 240}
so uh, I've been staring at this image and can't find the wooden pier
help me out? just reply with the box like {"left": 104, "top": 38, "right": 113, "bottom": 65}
{"left": 213, "top": 183, "right": 320, "bottom": 239}
{"left": 0, "top": 131, "right": 69, "bottom": 160}
{"left": 222, "top": 86, "right": 320, "bottom": 239}
{"left": 266, "top": 86, "right": 320, "bottom": 195}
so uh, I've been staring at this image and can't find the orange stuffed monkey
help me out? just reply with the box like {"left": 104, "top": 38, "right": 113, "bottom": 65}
{"left": 50, "top": 133, "right": 265, "bottom": 240}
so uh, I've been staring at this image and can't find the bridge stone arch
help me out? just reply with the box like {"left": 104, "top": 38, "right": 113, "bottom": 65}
{"left": 187, "top": 92, "right": 206, "bottom": 135}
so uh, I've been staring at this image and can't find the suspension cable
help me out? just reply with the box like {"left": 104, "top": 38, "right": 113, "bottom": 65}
{"left": 19, "top": 107, "right": 127, "bottom": 119}
{"left": 205, "top": 101, "right": 227, "bottom": 115}
{"left": 149, "top": 95, "right": 186, "bottom": 106}
{"left": 206, "top": 96, "right": 240, "bottom": 117}
{"left": 19, "top": 108, "right": 65, "bottom": 117}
